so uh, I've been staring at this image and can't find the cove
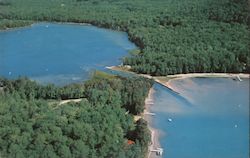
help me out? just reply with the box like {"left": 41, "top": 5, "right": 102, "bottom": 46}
{"left": 0, "top": 23, "right": 135, "bottom": 85}
{"left": 150, "top": 78, "right": 249, "bottom": 158}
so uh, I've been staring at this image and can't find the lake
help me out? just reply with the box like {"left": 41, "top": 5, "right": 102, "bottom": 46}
{"left": 150, "top": 78, "right": 249, "bottom": 158}
{"left": 0, "top": 23, "right": 135, "bottom": 85}
{"left": 1, "top": 23, "right": 249, "bottom": 158}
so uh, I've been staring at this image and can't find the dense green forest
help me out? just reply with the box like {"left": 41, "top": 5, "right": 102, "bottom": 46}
{"left": 0, "top": 0, "right": 249, "bottom": 157}
{"left": 0, "top": 73, "right": 153, "bottom": 158}
{"left": 0, "top": 0, "right": 249, "bottom": 75}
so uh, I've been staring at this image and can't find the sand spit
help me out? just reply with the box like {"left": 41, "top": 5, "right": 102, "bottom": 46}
{"left": 106, "top": 65, "right": 249, "bottom": 94}
{"left": 159, "top": 73, "right": 249, "bottom": 93}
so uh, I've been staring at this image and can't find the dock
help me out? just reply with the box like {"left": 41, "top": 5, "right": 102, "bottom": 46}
{"left": 145, "top": 97, "right": 154, "bottom": 106}
{"left": 146, "top": 101, "right": 154, "bottom": 105}
{"left": 144, "top": 112, "right": 156, "bottom": 116}
{"left": 236, "top": 75, "right": 242, "bottom": 81}
{"left": 150, "top": 148, "right": 164, "bottom": 156}
{"left": 148, "top": 129, "right": 164, "bottom": 157}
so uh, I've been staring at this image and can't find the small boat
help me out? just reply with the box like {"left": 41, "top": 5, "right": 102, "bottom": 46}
{"left": 168, "top": 118, "right": 172, "bottom": 122}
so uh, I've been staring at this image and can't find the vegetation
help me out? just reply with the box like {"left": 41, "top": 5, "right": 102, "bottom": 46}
{"left": 0, "top": 0, "right": 249, "bottom": 157}
{"left": 0, "top": 0, "right": 249, "bottom": 75}
{"left": 0, "top": 19, "right": 33, "bottom": 29}
{"left": 0, "top": 73, "right": 153, "bottom": 158}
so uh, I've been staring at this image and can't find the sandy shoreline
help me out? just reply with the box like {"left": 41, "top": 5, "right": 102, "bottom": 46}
{"left": 107, "top": 66, "right": 249, "bottom": 94}
{"left": 159, "top": 73, "right": 249, "bottom": 93}
{"left": 144, "top": 88, "right": 162, "bottom": 158}
{"left": 108, "top": 66, "right": 250, "bottom": 157}
{"left": 106, "top": 66, "right": 249, "bottom": 80}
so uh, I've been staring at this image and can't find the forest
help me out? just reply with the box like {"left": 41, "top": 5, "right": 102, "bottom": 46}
{"left": 0, "top": 72, "right": 153, "bottom": 158}
{"left": 0, "top": 0, "right": 249, "bottom": 157}
{"left": 0, "top": 0, "right": 249, "bottom": 75}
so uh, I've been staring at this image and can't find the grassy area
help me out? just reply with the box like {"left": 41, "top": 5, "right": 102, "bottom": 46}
{"left": 91, "top": 70, "right": 118, "bottom": 80}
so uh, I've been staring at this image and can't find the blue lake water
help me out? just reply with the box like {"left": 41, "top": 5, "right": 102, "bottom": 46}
{"left": 150, "top": 78, "right": 249, "bottom": 158}
{"left": 1, "top": 23, "right": 249, "bottom": 158}
{"left": 0, "top": 23, "right": 135, "bottom": 85}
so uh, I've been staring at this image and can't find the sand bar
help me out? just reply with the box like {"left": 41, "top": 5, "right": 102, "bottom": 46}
{"left": 106, "top": 65, "right": 249, "bottom": 94}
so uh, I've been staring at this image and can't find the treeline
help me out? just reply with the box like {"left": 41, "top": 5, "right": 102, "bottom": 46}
{"left": 0, "top": 77, "right": 85, "bottom": 100}
{"left": 0, "top": 19, "right": 33, "bottom": 29}
{"left": 0, "top": 72, "right": 153, "bottom": 115}
{"left": 0, "top": 0, "right": 249, "bottom": 75}
{"left": 0, "top": 73, "right": 152, "bottom": 158}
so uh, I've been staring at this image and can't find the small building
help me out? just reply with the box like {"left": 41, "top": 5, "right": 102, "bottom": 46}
{"left": 127, "top": 140, "right": 135, "bottom": 145}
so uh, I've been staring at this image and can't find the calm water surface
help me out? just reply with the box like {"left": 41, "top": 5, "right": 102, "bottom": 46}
{"left": 150, "top": 78, "right": 249, "bottom": 158}
{"left": 1, "top": 23, "right": 249, "bottom": 158}
{"left": 0, "top": 23, "right": 135, "bottom": 85}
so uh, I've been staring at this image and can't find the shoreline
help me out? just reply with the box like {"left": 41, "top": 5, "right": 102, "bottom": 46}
{"left": 136, "top": 69, "right": 249, "bottom": 158}
{"left": 1, "top": 18, "right": 248, "bottom": 157}
{"left": 158, "top": 73, "right": 249, "bottom": 93}
{"left": 0, "top": 23, "right": 33, "bottom": 32}
{"left": 144, "top": 88, "right": 162, "bottom": 158}
{"left": 106, "top": 65, "right": 249, "bottom": 93}
{"left": 0, "top": 21, "right": 93, "bottom": 32}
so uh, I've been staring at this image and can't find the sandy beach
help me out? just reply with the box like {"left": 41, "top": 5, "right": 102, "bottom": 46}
{"left": 157, "top": 73, "right": 249, "bottom": 93}
{"left": 106, "top": 65, "right": 249, "bottom": 93}
{"left": 144, "top": 88, "right": 162, "bottom": 158}
{"left": 108, "top": 65, "right": 250, "bottom": 157}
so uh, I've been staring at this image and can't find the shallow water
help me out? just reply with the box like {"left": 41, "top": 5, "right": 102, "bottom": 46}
{"left": 0, "top": 23, "right": 135, "bottom": 85}
{"left": 150, "top": 78, "right": 249, "bottom": 158}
